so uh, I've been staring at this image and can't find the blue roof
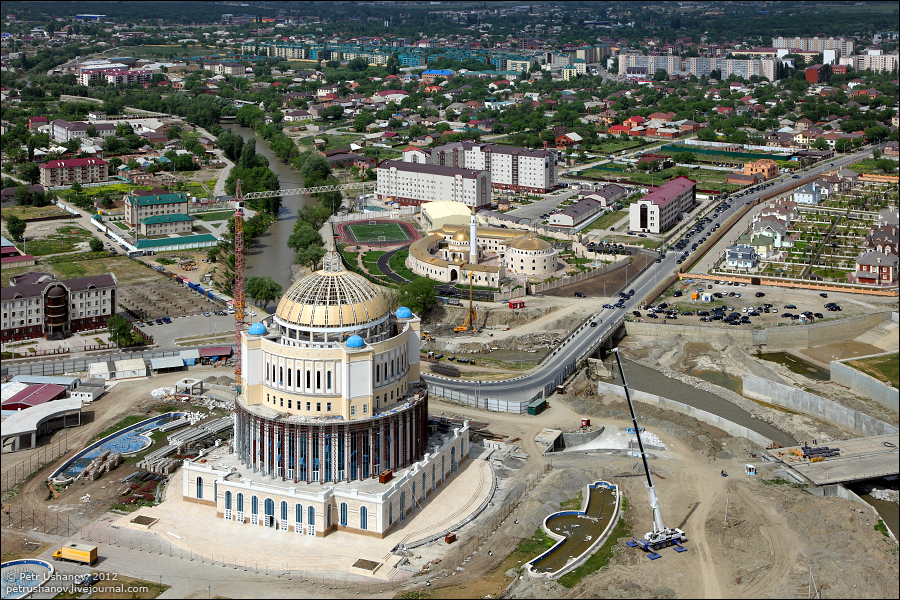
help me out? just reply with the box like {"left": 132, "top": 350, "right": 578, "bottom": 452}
{"left": 396, "top": 307, "right": 413, "bottom": 319}
{"left": 248, "top": 322, "right": 267, "bottom": 335}
{"left": 346, "top": 335, "right": 365, "bottom": 348}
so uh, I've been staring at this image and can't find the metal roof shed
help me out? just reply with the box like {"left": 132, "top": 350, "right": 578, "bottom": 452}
{"left": 88, "top": 361, "right": 116, "bottom": 381}
{"left": 11, "top": 375, "right": 81, "bottom": 391}
{"left": 180, "top": 349, "right": 200, "bottom": 366}
{"left": 150, "top": 357, "right": 185, "bottom": 373}
{"left": 114, "top": 358, "right": 147, "bottom": 380}
{"left": 527, "top": 396, "right": 548, "bottom": 416}
{"left": 1, "top": 384, "right": 68, "bottom": 411}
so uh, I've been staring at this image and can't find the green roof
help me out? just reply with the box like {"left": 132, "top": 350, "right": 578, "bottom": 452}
{"left": 141, "top": 214, "right": 193, "bottom": 225}
{"left": 134, "top": 234, "right": 216, "bottom": 249}
{"left": 129, "top": 192, "right": 188, "bottom": 207}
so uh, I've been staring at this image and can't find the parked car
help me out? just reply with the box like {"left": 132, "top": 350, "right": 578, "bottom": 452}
{"left": 574, "top": 291, "right": 586, "bottom": 298}
{"left": 163, "top": 317, "right": 172, "bottom": 324}
{"left": 156, "top": 318, "right": 164, "bottom": 325}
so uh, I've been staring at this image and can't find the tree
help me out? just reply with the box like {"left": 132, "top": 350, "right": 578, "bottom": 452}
{"left": 19, "top": 162, "right": 40, "bottom": 184}
{"left": 107, "top": 315, "right": 136, "bottom": 347}
{"left": 89, "top": 237, "right": 104, "bottom": 252}
{"left": 86, "top": 124, "right": 98, "bottom": 137}
{"left": 244, "top": 276, "right": 283, "bottom": 311}
{"left": 297, "top": 244, "right": 327, "bottom": 269}
{"left": 354, "top": 111, "right": 376, "bottom": 132}
{"left": 873, "top": 148, "right": 882, "bottom": 160}
{"left": 323, "top": 105, "right": 344, "bottom": 120}
{"left": 876, "top": 158, "right": 898, "bottom": 173}
{"left": 672, "top": 151, "right": 696, "bottom": 164}
{"left": 653, "top": 69, "right": 668, "bottom": 82}
{"left": 6, "top": 215, "right": 26, "bottom": 243}
{"left": 348, "top": 57, "right": 369, "bottom": 71}
{"left": 398, "top": 277, "right": 436, "bottom": 316}
{"left": 813, "top": 138, "right": 830, "bottom": 151}
{"left": 697, "top": 128, "right": 718, "bottom": 142}
{"left": 287, "top": 222, "right": 322, "bottom": 254}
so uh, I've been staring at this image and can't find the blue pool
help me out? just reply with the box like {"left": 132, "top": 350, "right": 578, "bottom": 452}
{"left": 364, "top": 205, "right": 386, "bottom": 212}
{"left": 1, "top": 559, "right": 53, "bottom": 600}
{"left": 51, "top": 413, "right": 183, "bottom": 481}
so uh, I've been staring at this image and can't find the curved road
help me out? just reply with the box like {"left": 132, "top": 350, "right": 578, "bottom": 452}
{"left": 377, "top": 248, "right": 409, "bottom": 284}
{"left": 422, "top": 148, "right": 874, "bottom": 400}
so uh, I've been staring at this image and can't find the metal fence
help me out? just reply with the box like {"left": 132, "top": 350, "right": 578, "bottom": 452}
{"left": 2, "top": 347, "right": 232, "bottom": 377}
{"left": 427, "top": 384, "right": 528, "bottom": 414}
{"left": 1, "top": 435, "right": 70, "bottom": 494}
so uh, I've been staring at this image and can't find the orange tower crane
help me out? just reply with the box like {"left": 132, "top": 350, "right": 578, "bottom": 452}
{"left": 233, "top": 180, "right": 246, "bottom": 392}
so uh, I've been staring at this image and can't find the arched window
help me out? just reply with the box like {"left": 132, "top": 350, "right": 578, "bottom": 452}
{"left": 391, "top": 360, "right": 394, "bottom": 377}
{"left": 265, "top": 363, "right": 269, "bottom": 380}
{"left": 295, "top": 503, "right": 303, "bottom": 524}
{"left": 225, "top": 491, "right": 232, "bottom": 510}
{"left": 307, "top": 370, "right": 311, "bottom": 388}
{"left": 326, "top": 504, "right": 332, "bottom": 527}
{"left": 317, "top": 371, "right": 321, "bottom": 389}
{"left": 279, "top": 367, "right": 283, "bottom": 384}
{"left": 281, "top": 500, "right": 288, "bottom": 521}
{"left": 196, "top": 476, "right": 203, "bottom": 499}
{"left": 340, "top": 502, "right": 348, "bottom": 526}
{"left": 327, "top": 371, "right": 332, "bottom": 389}
{"left": 360, "top": 506, "right": 368, "bottom": 530}
{"left": 251, "top": 496, "right": 259, "bottom": 515}
{"left": 236, "top": 493, "right": 244, "bottom": 512}
{"left": 389, "top": 502, "right": 393, "bottom": 525}
{"left": 287, "top": 369, "right": 291, "bottom": 387}
{"left": 296, "top": 369, "right": 301, "bottom": 388}
{"left": 308, "top": 505, "right": 315, "bottom": 526}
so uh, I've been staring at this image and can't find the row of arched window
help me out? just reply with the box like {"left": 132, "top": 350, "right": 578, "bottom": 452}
{"left": 215, "top": 481, "right": 370, "bottom": 531}
{"left": 265, "top": 360, "right": 334, "bottom": 393}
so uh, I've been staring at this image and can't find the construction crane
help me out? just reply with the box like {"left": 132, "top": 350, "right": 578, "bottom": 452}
{"left": 612, "top": 348, "right": 686, "bottom": 552}
{"left": 454, "top": 273, "right": 478, "bottom": 333}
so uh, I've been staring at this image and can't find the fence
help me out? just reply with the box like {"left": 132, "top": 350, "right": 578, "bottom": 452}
{"left": 427, "top": 384, "right": 528, "bottom": 414}
{"left": 4, "top": 508, "right": 77, "bottom": 537}
{"left": 530, "top": 257, "right": 630, "bottom": 294}
{"left": 68, "top": 462, "right": 552, "bottom": 596}
{"left": 329, "top": 207, "right": 418, "bottom": 224}
{"left": 3, "top": 347, "right": 231, "bottom": 377}
{"left": 1, "top": 435, "right": 70, "bottom": 494}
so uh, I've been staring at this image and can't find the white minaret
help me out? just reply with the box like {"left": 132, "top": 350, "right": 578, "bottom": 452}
{"left": 469, "top": 206, "right": 478, "bottom": 264}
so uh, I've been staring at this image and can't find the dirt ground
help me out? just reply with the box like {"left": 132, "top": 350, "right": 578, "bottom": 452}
{"left": 543, "top": 252, "right": 655, "bottom": 299}
{"left": 404, "top": 392, "right": 898, "bottom": 600}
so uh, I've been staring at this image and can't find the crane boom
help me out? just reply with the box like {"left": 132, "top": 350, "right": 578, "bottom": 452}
{"left": 233, "top": 180, "right": 245, "bottom": 393}
{"left": 612, "top": 349, "right": 685, "bottom": 550}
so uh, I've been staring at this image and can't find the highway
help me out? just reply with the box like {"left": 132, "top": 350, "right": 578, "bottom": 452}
{"left": 421, "top": 147, "right": 873, "bottom": 401}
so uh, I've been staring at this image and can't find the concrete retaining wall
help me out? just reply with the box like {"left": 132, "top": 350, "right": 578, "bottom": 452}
{"left": 830, "top": 355, "right": 899, "bottom": 412}
{"left": 742, "top": 375, "right": 899, "bottom": 437}
{"left": 624, "top": 311, "right": 891, "bottom": 350}
{"left": 597, "top": 381, "right": 772, "bottom": 446}
{"left": 561, "top": 426, "right": 606, "bottom": 448}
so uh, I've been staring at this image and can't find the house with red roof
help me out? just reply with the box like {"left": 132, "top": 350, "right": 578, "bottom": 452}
{"left": 624, "top": 115, "right": 646, "bottom": 128}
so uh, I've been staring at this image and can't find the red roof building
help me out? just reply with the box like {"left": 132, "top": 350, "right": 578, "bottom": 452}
{"left": 2, "top": 384, "right": 67, "bottom": 411}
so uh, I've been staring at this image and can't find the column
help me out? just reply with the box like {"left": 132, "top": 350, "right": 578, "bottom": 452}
{"left": 344, "top": 424, "right": 351, "bottom": 482}
{"left": 368, "top": 428, "right": 374, "bottom": 478}
{"left": 306, "top": 426, "right": 313, "bottom": 483}
{"left": 318, "top": 426, "right": 325, "bottom": 482}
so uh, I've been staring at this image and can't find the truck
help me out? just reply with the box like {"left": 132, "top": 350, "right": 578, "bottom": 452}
{"left": 53, "top": 543, "right": 98, "bottom": 566}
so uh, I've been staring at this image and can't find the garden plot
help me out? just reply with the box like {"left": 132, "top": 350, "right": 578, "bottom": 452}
{"left": 118, "top": 277, "right": 217, "bottom": 321}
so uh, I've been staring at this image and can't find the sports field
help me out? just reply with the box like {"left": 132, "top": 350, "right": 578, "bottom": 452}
{"left": 347, "top": 221, "right": 412, "bottom": 243}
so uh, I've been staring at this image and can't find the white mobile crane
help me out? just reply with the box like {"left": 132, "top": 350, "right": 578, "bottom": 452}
{"left": 612, "top": 348, "right": 687, "bottom": 552}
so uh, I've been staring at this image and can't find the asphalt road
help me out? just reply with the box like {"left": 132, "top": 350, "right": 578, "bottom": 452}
{"left": 421, "top": 147, "right": 873, "bottom": 401}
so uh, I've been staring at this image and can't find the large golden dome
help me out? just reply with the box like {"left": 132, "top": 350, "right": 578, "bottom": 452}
{"left": 275, "top": 253, "right": 389, "bottom": 329}
{"left": 509, "top": 233, "right": 552, "bottom": 251}
{"left": 452, "top": 229, "right": 471, "bottom": 242}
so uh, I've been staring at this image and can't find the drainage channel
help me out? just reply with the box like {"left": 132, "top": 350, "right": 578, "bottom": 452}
{"left": 609, "top": 358, "right": 796, "bottom": 447}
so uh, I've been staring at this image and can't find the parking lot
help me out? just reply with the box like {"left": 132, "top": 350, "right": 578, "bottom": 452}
{"left": 134, "top": 310, "right": 259, "bottom": 348}
{"left": 636, "top": 278, "right": 886, "bottom": 328}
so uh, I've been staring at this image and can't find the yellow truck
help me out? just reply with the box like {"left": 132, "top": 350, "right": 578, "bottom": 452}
{"left": 53, "top": 543, "right": 98, "bottom": 566}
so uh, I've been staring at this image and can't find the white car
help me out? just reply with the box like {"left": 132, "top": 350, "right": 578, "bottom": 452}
{"left": 226, "top": 308, "right": 235, "bottom": 314}
{"left": 247, "top": 310, "right": 257, "bottom": 317}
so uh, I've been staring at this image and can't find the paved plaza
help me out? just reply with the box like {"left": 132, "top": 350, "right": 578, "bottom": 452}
{"left": 68, "top": 452, "right": 494, "bottom": 583}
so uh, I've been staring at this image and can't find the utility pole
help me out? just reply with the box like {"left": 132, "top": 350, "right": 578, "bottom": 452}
{"left": 724, "top": 490, "right": 730, "bottom": 526}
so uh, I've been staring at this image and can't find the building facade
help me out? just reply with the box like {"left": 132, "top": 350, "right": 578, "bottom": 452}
{"left": 773, "top": 36, "right": 854, "bottom": 55}
{"left": 39, "top": 158, "right": 109, "bottom": 187}
{"left": 628, "top": 177, "right": 696, "bottom": 234}
{"left": 376, "top": 161, "right": 490, "bottom": 208}
{"left": 49, "top": 119, "right": 116, "bottom": 143}
{"left": 139, "top": 214, "right": 194, "bottom": 236}
{"left": 125, "top": 192, "right": 190, "bottom": 227}
{"left": 1, "top": 272, "right": 117, "bottom": 343}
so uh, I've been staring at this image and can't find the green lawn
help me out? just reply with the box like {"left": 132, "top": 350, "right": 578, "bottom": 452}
{"left": 850, "top": 158, "right": 898, "bottom": 175}
{"left": 347, "top": 222, "right": 411, "bottom": 243}
{"left": 846, "top": 353, "right": 899, "bottom": 387}
{"left": 594, "top": 138, "right": 645, "bottom": 153}
{"left": 191, "top": 210, "right": 234, "bottom": 222}
{"left": 298, "top": 134, "right": 362, "bottom": 152}
{"left": 2, "top": 205, "right": 72, "bottom": 221}
{"left": 388, "top": 249, "right": 417, "bottom": 281}
{"left": 113, "top": 221, "right": 131, "bottom": 230}
{"left": 362, "top": 250, "right": 386, "bottom": 265}
{"left": 584, "top": 210, "right": 627, "bottom": 232}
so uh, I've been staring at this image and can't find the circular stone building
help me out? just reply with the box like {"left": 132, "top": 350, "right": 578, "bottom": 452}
{"left": 233, "top": 252, "right": 427, "bottom": 483}
{"left": 504, "top": 234, "right": 556, "bottom": 278}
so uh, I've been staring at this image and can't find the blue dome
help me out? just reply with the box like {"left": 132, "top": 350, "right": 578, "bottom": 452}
{"left": 248, "top": 322, "right": 267, "bottom": 336}
{"left": 396, "top": 306, "right": 413, "bottom": 319}
{"left": 345, "top": 335, "right": 365, "bottom": 348}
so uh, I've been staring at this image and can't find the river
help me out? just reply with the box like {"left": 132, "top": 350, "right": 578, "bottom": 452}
{"left": 220, "top": 123, "right": 315, "bottom": 296}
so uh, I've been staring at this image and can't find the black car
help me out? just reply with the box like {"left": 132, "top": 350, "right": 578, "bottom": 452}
{"left": 647, "top": 312, "right": 658, "bottom": 318}
{"left": 574, "top": 292, "right": 586, "bottom": 297}
{"left": 755, "top": 292, "right": 765, "bottom": 297}
{"left": 590, "top": 322, "right": 598, "bottom": 327}
{"left": 784, "top": 304, "right": 797, "bottom": 309}
{"left": 682, "top": 311, "right": 694, "bottom": 316}
{"left": 658, "top": 303, "right": 668, "bottom": 309}
{"left": 820, "top": 293, "right": 828, "bottom": 298}
{"left": 814, "top": 312, "right": 824, "bottom": 319}
{"left": 783, "top": 312, "right": 793, "bottom": 318}
{"left": 632, "top": 311, "right": 641, "bottom": 317}
{"left": 156, "top": 318, "right": 164, "bottom": 325}
{"left": 673, "top": 291, "right": 682, "bottom": 297}
{"left": 698, "top": 311, "right": 710, "bottom": 316}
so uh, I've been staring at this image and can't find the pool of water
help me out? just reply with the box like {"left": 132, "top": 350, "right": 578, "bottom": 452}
{"left": 364, "top": 205, "right": 386, "bottom": 211}
{"left": 52, "top": 413, "right": 183, "bottom": 481}
{"left": 1, "top": 559, "right": 53, "bottom": 600}
{"left": 689, "top": 369, "right": 743, "bottom": 394}
{"left": 757, "top": 352, "right": 830, "bottom": 380}
{"left": 529, "top": 482, "right": 618, "bottom": 575}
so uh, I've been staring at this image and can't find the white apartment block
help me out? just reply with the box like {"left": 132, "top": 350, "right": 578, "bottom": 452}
{"left": 405, "top": 142, "right": 557, "bottom": 194}
{"left": 617, "top": 53, "right": 682, "bottom": 77}
{"left": 773, "top": 36, "right": 854, "bottom": 56}
{"left": 629, "top": 177, "right": 696, "bottom": 234}
{"left": 684, "top": 57, "right": 778, "bottom": 81}
{"left": 376, "top": 161, "right": 490, "bottom": 208}
{"left": 842, "top": 53, "right": 899, "bottom": 73}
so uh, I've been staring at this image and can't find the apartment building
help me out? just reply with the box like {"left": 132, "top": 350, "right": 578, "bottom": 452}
{"left": 376, "top": 161, "right": 490, "bottom": 208}
{"left": 1, "top": 272, "right": 118, "bottom": 343}
{"left": 405, "top": 141, "right": 558, "bottom": 194}
{"left": 629, "top": 176, "right": 696, "bottom": 234}
{"left": 139, "top": 214, "right": 193, "bottom": 236}
{"left": 617, "top": 53, "right": 681, "bottom": 77}
{"left": 125, "top": 192, "right": 190, "bottom": 228}
{"left": 840, "top": 53, "right": 899, "bottom": 73}
{"left": 683, "top": 57, "right": 778, "bottom": 81}
{"left": 78, "top": 68, "right": 152, "bottom": 86}
{"left": 773, "top": 36, "right": 854, "bottom": 55}
{"left": 39, "top": 158, "right": 109, "bottom": 187}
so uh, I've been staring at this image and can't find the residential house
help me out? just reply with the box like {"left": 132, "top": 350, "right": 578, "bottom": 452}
{"left": 725, "top": 172, "right": 765, "bottom": 186}
{"left": 725, "top": 244, "right": 758, "bottom": 269}
{"left": 866, "top": 226, "right": 898, "bottom": 255}
{"left": 793, "top": 182, "right": 824, "bottom": 205}
{"left": 853, "top": 251, "right": 897, "bottom": 284}
{"left": 744, "top": 158, "right": 778, "bottom": 180}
